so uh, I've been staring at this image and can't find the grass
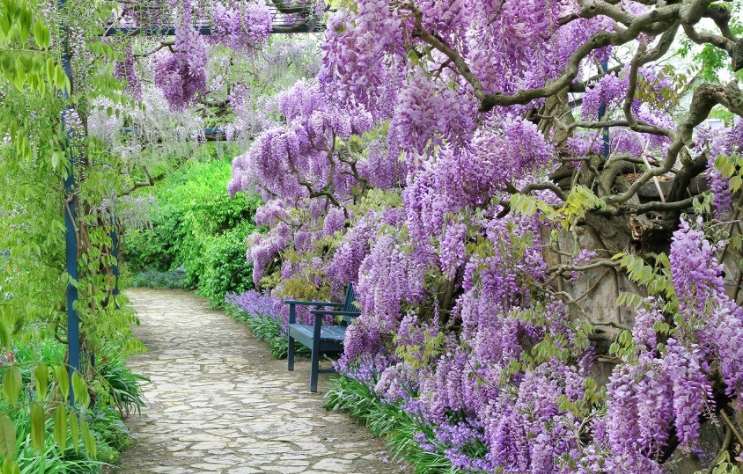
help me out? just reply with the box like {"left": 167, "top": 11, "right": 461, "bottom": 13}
{"left": 323, "top": 375, "right": 466, "bottom": 474}
{"left": 97, "top": 356, "right": 148, "bottom": 418}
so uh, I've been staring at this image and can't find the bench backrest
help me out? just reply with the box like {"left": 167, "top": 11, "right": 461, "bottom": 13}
{"left": 342, "top": 284, "right": 359, "bottom": 325}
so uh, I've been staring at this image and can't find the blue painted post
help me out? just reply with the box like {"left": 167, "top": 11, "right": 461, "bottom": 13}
{"left": 287, "top": 303, "right": 296, "bottom": 371}
{"left": 111, "top": 228, "right": 119, "bottom": 300}
{"left": 64, "top": 161, "right": 80, "bottom": 394}
{"left": 599, "top": 59, "right": 610, "bottom": 158}
{"left": 112, "top": 215, "right": 119, "bottom": 307}
{"left": 111, "top": 205, "right": 120, "bottom": 309}
{"left": 59, "top": 0, "right": 80, "bottom": 404}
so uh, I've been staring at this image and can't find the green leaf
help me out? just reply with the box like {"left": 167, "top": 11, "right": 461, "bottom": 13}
{"left": 11, "top": 60, "right": 24, "bottom": 91}
{"left": 71, "top": 370, "right": 88, "bottom": 408}
{"left": 18, "top": 7, "right": 31, "bottom": 43}
{"left": 53, "top": 405, "right": 67, "bottom": 453}
{"left": 51, "top": 151, "right": 61, "bottom": 169}
{"left": 80, "top": 416, "right": 96, "bottom": 459}
{"left": 0, "top": 459, "right": 20, "bottom": 474}
{"left": 2, "top": 366, "right": 21, "bottom": 405}
{"left": 0, "top": 15, "right": 10, "bottom": 40}
{"left": 731, "top": 175, "right": 742, "bottom": 193}
{"left": 0, "top": 53, "right": 11, "bottom": 76}
{"left": 0, "top": 317, "right": 11, "bottom": 353}
{"left": 34, "top": 364, "right": 48, "bottom": 400}
{"left": 54, "top": 365, "right": 69, "bottom": 400}
{"left": 32, "top": 19, "right": 49, "bottom": 49}
{"left": 54, "top": 64, "right": 69, "bottom": 94}
{"left": 68, "top": 411, "right": 79, "bottom": 453}
{"left": 0, "top": 416, "right": 17, "bottom": 458}
{"left": 30, "top": 402, "right": 45, "bottom": 453}
{"left": 45, "top": 58, "right": 54, "bottom": 83}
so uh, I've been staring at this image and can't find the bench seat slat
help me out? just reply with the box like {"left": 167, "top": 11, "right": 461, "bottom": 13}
{"left": 288, "top": 323, "right": 346, "bottom": 351}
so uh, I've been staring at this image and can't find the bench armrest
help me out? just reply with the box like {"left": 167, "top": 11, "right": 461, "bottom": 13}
{"left": 309, "top": 309, "right": 361, "bottom": 324}
{"left": 309, "top": 309, "right": 361, "bottom": 317}
{"left": 284, "top": 300, "right": 344, "bottom": 307}
{"left": 287, "top": 301, "right": 345, "bottom": 324}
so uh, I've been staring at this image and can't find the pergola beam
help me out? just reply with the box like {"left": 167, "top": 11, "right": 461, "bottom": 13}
{"left": 102, "top": 20, "right": 322, "bottom": 36}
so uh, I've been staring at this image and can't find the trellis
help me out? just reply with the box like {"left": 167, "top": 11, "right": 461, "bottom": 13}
{"left": 58, "top": 0, "right": 325, "bottom": 402}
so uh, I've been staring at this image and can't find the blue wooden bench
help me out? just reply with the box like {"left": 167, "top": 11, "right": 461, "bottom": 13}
{"left": 285, "top": 285, "right": 359, "bottom": 392}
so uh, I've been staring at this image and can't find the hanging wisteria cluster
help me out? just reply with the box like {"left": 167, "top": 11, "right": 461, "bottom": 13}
{"left": 118, "top": 0, "right": 276, "bottom": 111}
{"left": 210, "top": 1, "right": 272, "bottom": 53}
{"left": 153, "top": 2, "right": 207, "bottom": 110}
{"left": 227, "top": 0, "right": 743, "bottom": 472}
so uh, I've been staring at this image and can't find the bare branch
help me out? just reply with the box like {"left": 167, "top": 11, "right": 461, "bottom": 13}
{"left": 406, "top": 1, "right": 710, "bottom": 112}
{"left": 606, "top": 81, "right": 743, "bottom": 206}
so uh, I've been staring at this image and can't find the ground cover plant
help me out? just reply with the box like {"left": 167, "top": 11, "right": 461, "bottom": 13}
{"left": 0, "top": 338, "right": 143, "bottom": 471}
{"left": 130, "top": 267, "right": 188, "bottom": 290}
{"left": 226, "top": 1, "right": 743, "bottom": 472}
{"left": 324, "top": 375, "right": 465, "bottom": 474}
{"left": 223, "top": 290, "right": 330, "bottom": 359}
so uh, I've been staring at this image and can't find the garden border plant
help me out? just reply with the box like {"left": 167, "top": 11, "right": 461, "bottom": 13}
{"left": 224, "top": 297, "right": 290, "bottom": 359}
{"left": 324, "top": 375, "right": 468, "bottom": 474}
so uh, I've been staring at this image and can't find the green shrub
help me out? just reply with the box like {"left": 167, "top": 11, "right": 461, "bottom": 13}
{"left": 197, "top": 220, "right": 256, "bottom": 305}
{"left": 97, "top": 356, "right": 148, "bottom": 418}
{"left": 86, "top": 407, "right": 133, "bottom": 465}
{"left": 131, "top": 267, "right": 188, "bottom": 289}
{"left": 124, "top": 153, "right": 262, "bottom": 306}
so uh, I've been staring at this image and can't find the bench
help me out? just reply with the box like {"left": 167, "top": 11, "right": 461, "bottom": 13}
{"left": 285, "top": 285, "right": 359, "bottom": 392}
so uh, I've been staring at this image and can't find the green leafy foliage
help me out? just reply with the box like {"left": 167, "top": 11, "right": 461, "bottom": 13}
{"left": 125, "top": 153, "right": 262, "bottom": 306}
{"left": 702, "top": 451, "right": 742, "bottom": 474}
{"left": 96, "top": 356, "right": 148, "bottom": 418}
{"left": 0, "top": 338, "right": 142, "bottom": 470}
{"left": 0, "top": 0, "right": 148, "bottom": 468}
{"left": 715, "top": 154, "right": 743, "bottom": 195}
{"left": 509, "top": 185, "right": 606, "bottom": 229}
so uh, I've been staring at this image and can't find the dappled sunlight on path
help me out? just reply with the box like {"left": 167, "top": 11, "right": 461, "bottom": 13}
{"left": 114, "top": 289, "right": 396, "bottom": 474}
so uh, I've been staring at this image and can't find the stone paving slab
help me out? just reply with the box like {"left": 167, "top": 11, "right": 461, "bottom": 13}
{"left": 114, "top": 289, "right": 398, "bottom": 474}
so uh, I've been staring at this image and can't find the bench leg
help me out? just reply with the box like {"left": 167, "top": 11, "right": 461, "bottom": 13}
{"left": 288, "top": 335, "right": 295, "bottom": 371}
{"left": 310, "top": 340, "right": 321, "bottom": 393}
{"left": 310, "top": 352, "right": 320, "bottom": 393}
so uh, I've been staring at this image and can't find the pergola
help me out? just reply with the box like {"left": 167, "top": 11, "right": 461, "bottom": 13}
{"left": 59, "top": 0, "right": 326, "bottom": 402}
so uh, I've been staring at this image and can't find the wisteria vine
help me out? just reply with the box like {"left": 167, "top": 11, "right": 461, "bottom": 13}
{"left": 227, "top": 0, "right": 743, "bottom": 472}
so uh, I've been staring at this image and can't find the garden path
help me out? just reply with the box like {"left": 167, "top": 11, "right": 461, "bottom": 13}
{"left": 114, "top": 288, "right": 397, "bottom": 474}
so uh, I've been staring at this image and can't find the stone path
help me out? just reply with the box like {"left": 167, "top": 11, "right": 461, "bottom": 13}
{"left": 114, "top": 289, "right": 397, "bottom": 474}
